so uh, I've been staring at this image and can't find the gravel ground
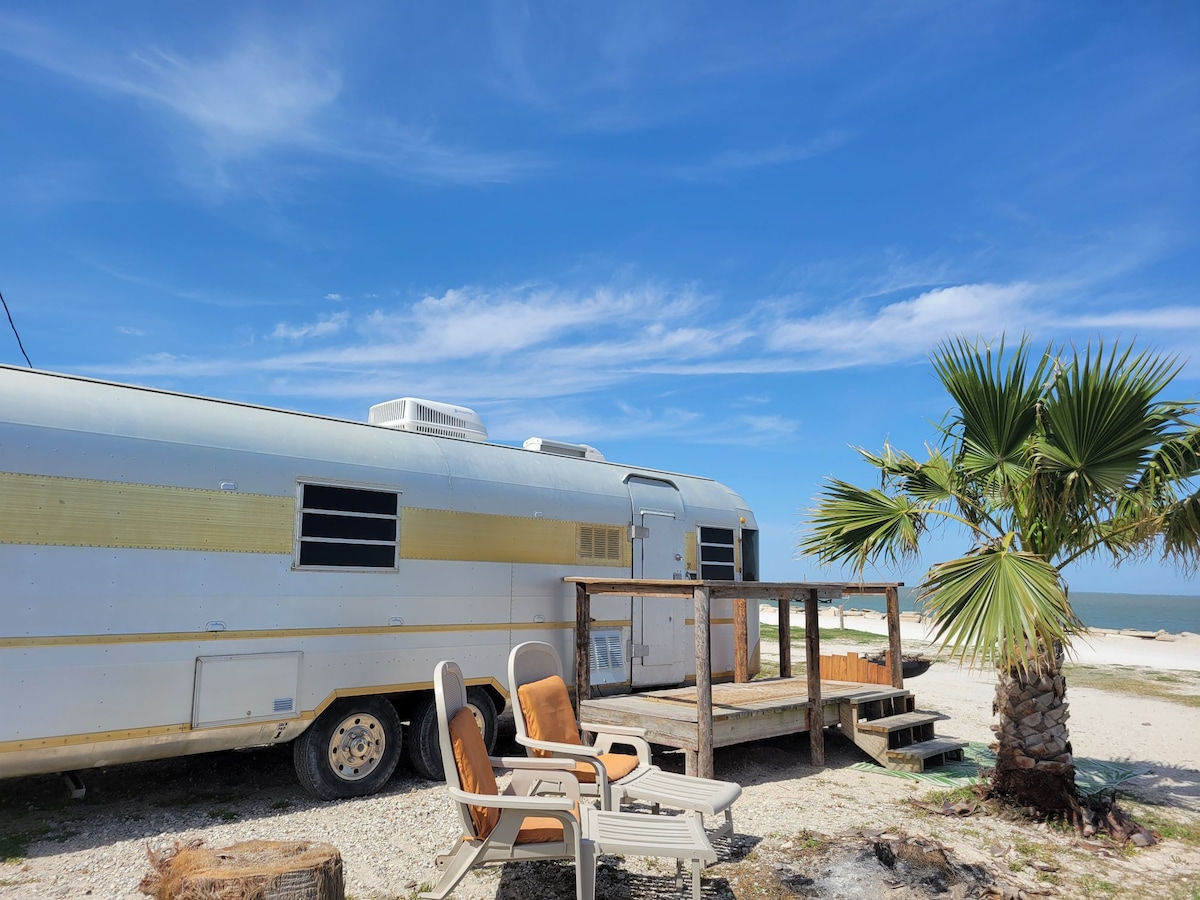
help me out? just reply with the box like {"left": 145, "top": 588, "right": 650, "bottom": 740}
{"left": 0, "top": 726, "right": 926, "bottom": 900}
{"left": 4, "top": 653, "right": 1200, "bottom": 900}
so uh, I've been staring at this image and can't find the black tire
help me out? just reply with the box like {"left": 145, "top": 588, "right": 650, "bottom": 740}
{"left": 293, "top": 696, "right": 402, "bottom": 800}
{"left": 407, "top": 686, "right": 499, "bottom": 781}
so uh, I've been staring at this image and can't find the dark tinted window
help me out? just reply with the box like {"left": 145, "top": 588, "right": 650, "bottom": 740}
{"left": 699, "top": 526, "right": 737, "bottom": 582}
{"left": 700, "top": 527, "right": 735, "bottom": 545}
{"left": 297, "top": 484, "right": 399, "bottom": 570}
{"left": 303, "top": 484, "right": 397, "bottom": 515}
{"left": 301, "top": 513, "right": 397, "bottom": 542}
{"left": 299, "top": 540, "right": 397, "bottom": 569}
{"left": 741, "top": 529, "right": 759, "bottom": 581}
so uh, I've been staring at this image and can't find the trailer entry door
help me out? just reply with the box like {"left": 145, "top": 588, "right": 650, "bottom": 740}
{"left": 626, "top": 476, "right": 687, "bottom": 686}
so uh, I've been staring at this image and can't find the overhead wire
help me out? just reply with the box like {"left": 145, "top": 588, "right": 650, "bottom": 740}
{"left": 0, "top": 289, "right": 33, "bottom": 368}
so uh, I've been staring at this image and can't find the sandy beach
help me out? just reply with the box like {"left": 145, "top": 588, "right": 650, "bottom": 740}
{"left": 802, "top": 603, "right": 1200, "bottom": 670}
{"left": 766, "top": 602, "right": 1200, "bottom": 784}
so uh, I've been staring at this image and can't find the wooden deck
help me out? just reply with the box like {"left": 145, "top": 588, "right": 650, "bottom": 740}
{"left": 567, "top": 577, "right": 905, "bottom": 778}
{"left": 580, "top": 677, "right": 903, "bottom": 776}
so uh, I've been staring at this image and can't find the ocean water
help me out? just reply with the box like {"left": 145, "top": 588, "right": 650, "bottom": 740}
{"left": 803, "top": 587, "right": 1200, "bottom": 635}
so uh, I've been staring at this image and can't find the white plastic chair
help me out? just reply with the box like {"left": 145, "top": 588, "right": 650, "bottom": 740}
{"left": 508, "top": 641, "right": 741, "bottom": 840}
{"left": 420, "top": 660, "right": 716, "bottom": 900}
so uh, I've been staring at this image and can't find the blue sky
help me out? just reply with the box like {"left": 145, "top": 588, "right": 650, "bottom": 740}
{"left": 2, "top": 3, "right": 1198, "bottom": 595}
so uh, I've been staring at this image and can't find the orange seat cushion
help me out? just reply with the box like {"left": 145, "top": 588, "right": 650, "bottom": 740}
{"left": 517, "top": 676, "right": 640, "bottom": 784}
{"left": 449, "top": 706, "right": 500, "bottom": 840}
{"left": 514, "top": 804, "right": 579, "bottom": 844}
{"left": 571, "top": 752, "right": 640, "bottom": 784}
{"left": 517, "top": 675, "right": 582, "bottom": 755}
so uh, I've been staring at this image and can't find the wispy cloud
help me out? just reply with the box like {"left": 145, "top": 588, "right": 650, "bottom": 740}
{"left": 271, "top": 311, "right": 350, "bottom": 341}
{"left": 1058, "top": 307, "right": 1200, "bottom": 331}
{"left": 126, "top": 42, "right": 341, "bottom": 158}
{"left": 0, "top": 14, "right": 534, "bottom": 188}
{"left": 85, "top": 274, "right": 1200, "bottom": 437}
{"left": 764, "top": 282, "right": 1039, "bottom": 368}
{"left": 673, "top": 130, "right": 852, "bottom": 180}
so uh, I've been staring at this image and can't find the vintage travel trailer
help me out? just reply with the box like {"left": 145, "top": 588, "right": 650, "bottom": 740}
{"left": 0, "top": 365, "right": 760, "bottom": 798}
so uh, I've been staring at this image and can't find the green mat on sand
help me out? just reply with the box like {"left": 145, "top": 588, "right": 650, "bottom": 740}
{"left": 849, "top": 742, "right": 1145, "bottom": 795}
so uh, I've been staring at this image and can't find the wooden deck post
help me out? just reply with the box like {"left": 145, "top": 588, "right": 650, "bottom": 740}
{"left": 885, "top": 585, "right": 903, "bottom": 690}
{"left": 574, "top": 582, "right": 591, "bottom": 722}
{"left": 778, "top": 595, "right": 792, "bottom": 678}
{"left": 734, "top": 597, "right": 748, "bottom": 683}
{"left": 805, "top": 588, "right": 824, "bottom": 766}
{"left": 693, "top": 585, "right": 713, "bottom": 780}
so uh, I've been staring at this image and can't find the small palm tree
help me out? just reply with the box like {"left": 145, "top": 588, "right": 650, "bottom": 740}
{"left": 802, "top": 336, "right": 1200, "bottom": 820}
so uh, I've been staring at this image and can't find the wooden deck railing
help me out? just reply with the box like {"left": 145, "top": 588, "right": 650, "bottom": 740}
{"left": 819, "top": 651, "right": 893, "bottom": 685}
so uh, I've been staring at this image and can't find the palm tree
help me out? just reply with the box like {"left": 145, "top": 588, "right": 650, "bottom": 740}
{"left": 802, "top": 336, "right": 1200, "bottom": 820}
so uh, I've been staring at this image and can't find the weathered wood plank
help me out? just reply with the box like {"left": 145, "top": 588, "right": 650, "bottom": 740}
{"left": 806, "top": 588, "right": 824, "bottom": 766}
{"left": 563, "top": 577, "right": 904, "bottom": 604}
{"left": 575, "top": 582, "right": 590, "bottom": 725}
{"left": 886, "top": 585, "right": 903, "bottom": 689}
{"left": 856, "top": 712, "right": 942, "bottom": 734}
{"left": 734, "top": 597, "right": 748, "bottom": 683}
{"left": 886, "top": 737, "right": 968, "bottom": 762}
{"left": 778, "top": 596, "right": 792, "bottom": 678}
{"left": 694, "top": 585, "right": 713, "bottom": 780}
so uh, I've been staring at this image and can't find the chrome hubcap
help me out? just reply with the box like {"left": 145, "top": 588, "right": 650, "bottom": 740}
{"left": 328, "top": 713, "right": 385, "bottom": 781}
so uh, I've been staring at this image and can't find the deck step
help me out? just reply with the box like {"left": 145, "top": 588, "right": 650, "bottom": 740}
{"left": 855, "top": 711, "right": 942, "bottom": 735}
{"left": 886, "top": 737, "right": 968, "bottom": 762}
{"left": 847, "top": 689, "right": 911, "bottom": 706}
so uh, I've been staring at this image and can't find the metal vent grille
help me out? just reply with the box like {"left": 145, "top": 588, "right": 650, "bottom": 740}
{"left": 409, "top": 423, "right": 472, "bottom": 438}
{"left": 273, "top": 697, "right": 295, "bottom": 713}
{"left": 588, "top": 630, "right": 626, "bottom": 685}
{"left": 578, "top": 524, "right": 623, "bottom": 561}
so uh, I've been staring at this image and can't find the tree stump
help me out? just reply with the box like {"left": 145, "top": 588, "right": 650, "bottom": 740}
{"left": 140, "top": 840, "right": 344, "bottom": 900}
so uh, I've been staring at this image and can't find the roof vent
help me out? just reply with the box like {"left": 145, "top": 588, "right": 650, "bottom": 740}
{"left": 523, "top": 437, "right": 605, "bottom": 462}
{"left": 369, "top": 398, "right": 488, "bottom": 442}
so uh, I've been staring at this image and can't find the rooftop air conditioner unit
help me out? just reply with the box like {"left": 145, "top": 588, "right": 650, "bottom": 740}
{"left": 523, "top": 437, "right": 605, "bottom": 462}
{"left": 369, "top": 398, "right": 488, "bottom": 442}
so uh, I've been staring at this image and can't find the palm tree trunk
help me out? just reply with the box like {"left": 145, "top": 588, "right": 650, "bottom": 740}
{"left": 990, "top": 656, "right": 1080, "bottom": 817}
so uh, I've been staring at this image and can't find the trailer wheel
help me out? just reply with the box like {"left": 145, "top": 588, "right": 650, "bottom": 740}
{"left": 408, "top": 687, "right": 498, "bottom": 781}
{"left": 293, "top": 697, "right": 402, "bottom": 800}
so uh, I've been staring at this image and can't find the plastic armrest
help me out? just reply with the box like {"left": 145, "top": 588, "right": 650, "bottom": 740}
{"left": 491, "top": 755, "right": 588, "bottom": 771}
{"left": 518, "top": 738, "right": 604, "bottom": 760}
{"left": 509, "top": 767, "right": 582, "bottom": 800}
{"left": 587, "top": 731, "right": 652, "bottom": 765}
{"left": 448, "top": 787, "right": 575, "bottom": 812}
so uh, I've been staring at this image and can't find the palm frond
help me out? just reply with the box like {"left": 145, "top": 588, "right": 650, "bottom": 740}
{"left": 857, "top": 444, "right": 957, "bottom": 504}
{"left": 931, "top": 336, "right": 1045, "bottom": 499}
{"left": 1036, "top": 342, "right": 1182, "bottom": 503}
{"left": 800, "top": 479, "right": 925, "bottom": 572}
{"left": 1162, "top": 488, "right": 1200, "bottom": 571}
{"left": 1132, "top": 425, "right": 1200, "bottom": 504}
{"left": 918, "top": 546, "right": 1081, "bottom": 672}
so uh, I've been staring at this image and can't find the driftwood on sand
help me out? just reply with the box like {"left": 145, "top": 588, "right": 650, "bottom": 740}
{"left": 139, "top": 839, "right": 344, "bottom": 900}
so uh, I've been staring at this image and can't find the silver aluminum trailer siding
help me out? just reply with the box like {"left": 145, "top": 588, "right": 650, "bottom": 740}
{"left": 0, "top": 365, "right": 760, "bottom": 797}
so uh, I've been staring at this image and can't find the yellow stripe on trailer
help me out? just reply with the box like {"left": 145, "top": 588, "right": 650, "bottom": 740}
{"left": 0, "top": 472, "right": 293, "bottom": 553}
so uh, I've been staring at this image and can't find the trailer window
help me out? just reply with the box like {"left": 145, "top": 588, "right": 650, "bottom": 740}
{"left": 699, "top": 526, "right": 736, "bottom": 580}
{"left": 296, "top": 484, "right": 399, "bottom": 570}
{"left": 741, "top": 528, "right": 760, "bottom": 581}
